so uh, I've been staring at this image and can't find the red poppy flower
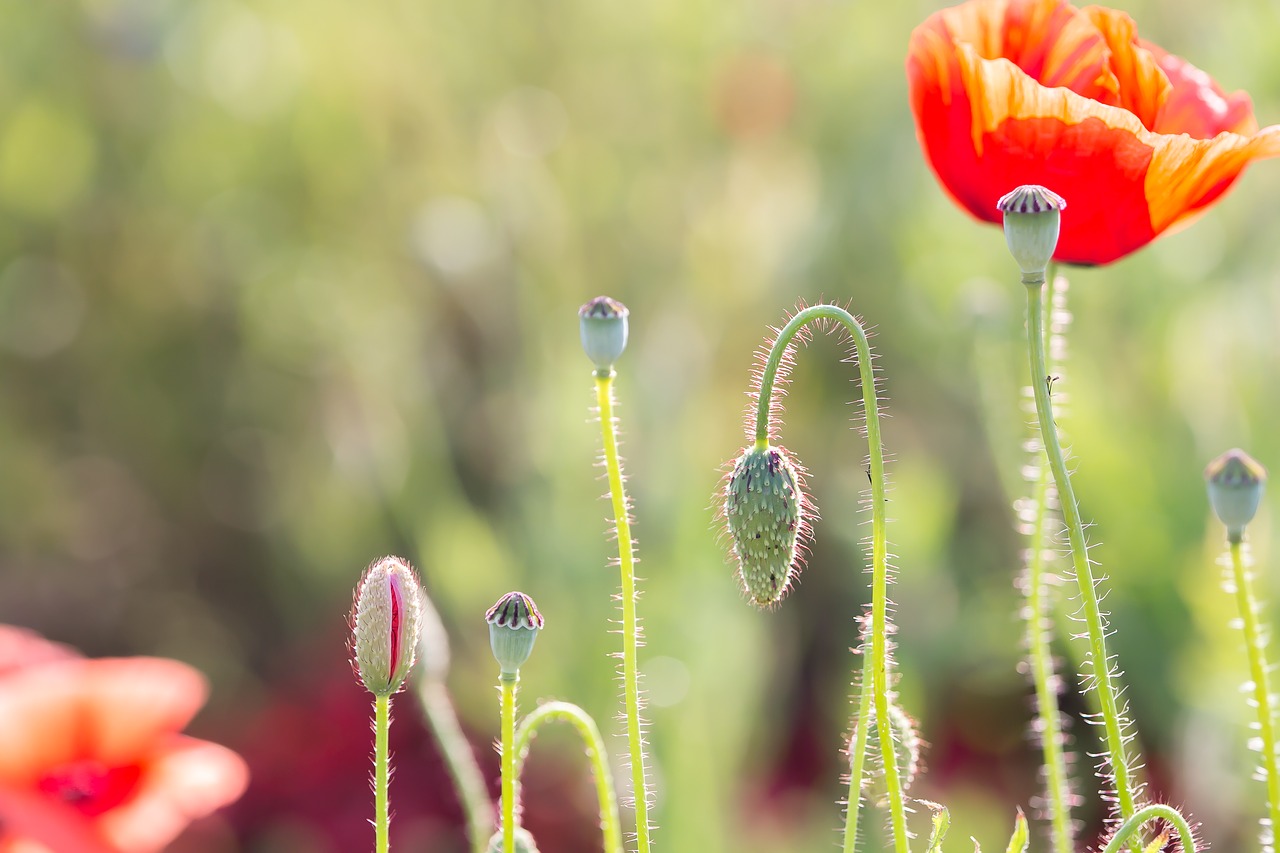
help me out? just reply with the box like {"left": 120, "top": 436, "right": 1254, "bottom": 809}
{"left": 0, "top": 649, "right": 248, "bottom": 853}
{"left": 907, "top": 0, "right": 1280, "bottom": 265}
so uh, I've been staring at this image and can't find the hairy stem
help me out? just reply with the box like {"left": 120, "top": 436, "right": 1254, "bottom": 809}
{"left": 417, "top": 680, "right": 494, "bottom": 853}
{"left": 1024, "top": 272, "right": 1074, "bottom": 853}
{"left": 514, "top": 701, "right": 624, "bottom": 853}
{"left": 1099, "top": 804, "right": 1196, "bottom": 853}
{"left": 1228, "top": 538, "right": 1280, "bottom": 849}
{"left": 501, "top": 674, "right": 518, "bottom": 853}
{"left": 1023, "top": 276, "right": 1137, "bottom": 822}
{"left": 595, "top": 371, "right": 652, "bottom": 853}
{"left": 754, "top": 304, "right": 907, "bottom": 853}
{"left": 375, "top": 694, "right": 391, "bottom": 853}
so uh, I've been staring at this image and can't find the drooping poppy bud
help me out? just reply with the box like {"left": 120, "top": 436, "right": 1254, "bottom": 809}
{"left": 485, "top": 591, "right": 544, "bottom": 677}
{"left": 352, "top": 556, "right": 423, "bottom": 696}
{"left": 997, "top": 185, "right": 1066, "bottom": 279}
{"left": 579, "top": 296, "right": 629, "bottom": 373}
{"left": 1205, "top": 448, "right": 1268, "bottom": 542}
{"left": 723, "top": 444, "right": 808, "bottom": 607}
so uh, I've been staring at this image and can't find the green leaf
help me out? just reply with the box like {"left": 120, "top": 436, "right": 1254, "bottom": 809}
{"left": 1004, "top": 810, "right": 1029, "bottom": 853}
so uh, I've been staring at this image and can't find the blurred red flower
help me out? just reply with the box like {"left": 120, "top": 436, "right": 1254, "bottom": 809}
{"left": 907, "top": 0, "right": 1280, "bottom": 265}
{"left": 0, "top": 628, "right": 248, "bottom": 853}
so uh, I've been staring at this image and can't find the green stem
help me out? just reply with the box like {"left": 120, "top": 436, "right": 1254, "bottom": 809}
{"left": 1023, "top": 276, "right": 1137, "bottom": 822}
{"left": 1024, "top": 272, "right": 1073, "bottom": 853}
{"left": 417, "top": 679, "right": 494, "bottom": 853}
{"left": 754, "top": 304, "right": 908, "bottom": 853}
{"left": 501, "top": 674, "right": 518, "bottom": 853}
{"left": 514, "top": 701, "right": 624, "bottom": 853}
{"left": 375, "top": 694, "right": 391, "bottom": 853}
{"left": 843, "top": 650, "right": 876, "bottom": 853}
{"left": 1099, "top": 804, "right": 1196, "bottom": 853}
{"left": 1228, "top": 538, "right": 1280, "bottom": 847}
{"left": 595, "top": 371, "right": 653, "bottom": 853}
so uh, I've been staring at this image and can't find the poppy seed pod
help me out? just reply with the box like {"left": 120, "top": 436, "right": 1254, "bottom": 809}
{"left": 724, "top": 445, "right": 807, "bottom": 607}
{"left": 1205, "top": 448, "right": 1268, "bottom": 542}
{"left": 485, "top": 591, "right": 544, "bottom": 677}
{"left": 352, "top": 556, "right": 423, "bottom": 697}
{"left": 997, "top": 185, "right": 1066, "bottom": 278}
{"left": 579, "top": 296, "right": 629, "bottom": 373}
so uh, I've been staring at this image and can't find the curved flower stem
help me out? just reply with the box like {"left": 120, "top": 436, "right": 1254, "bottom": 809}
{"left": 1024, "top": 271, "right": 1073, "bottom": 853}
{"left": 375, "top": 695, "right": 391, "bottom": 853}
{"left": 595, "top": 370, "right": 652, "bottom": 853}
{"left": 1023, "top": 275, "right": 1137, "bottom": 822}
{"left": 1227, "top": 538, "right": 1280, "bottom": 846}
{"left": 754, "top": 304, "right": 907, "bottom": 853}
{"left": 416, "top": 679, "right": 494, "bottom": 853}
{"left": 1099, "top": 804, "right": 1196, "bottom": 853}
{"left": 513, "top": 701, "right": 624, "bottom": 853}
{"left": 500, "top": 674, "right": 518, "bottom": 853}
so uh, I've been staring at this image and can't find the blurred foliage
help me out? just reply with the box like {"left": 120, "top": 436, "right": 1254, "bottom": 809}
{"left": 2, "top": 0, "right": 1280, "bottom": 851}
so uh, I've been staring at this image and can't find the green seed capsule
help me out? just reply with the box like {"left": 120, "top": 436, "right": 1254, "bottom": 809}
{"left": 579, "top": 296, "right": 629, "bottom": 373}
{"left": 485, "top": 591, "right": 544, "bottom": 677}
{"left": 724, "top": 445, "right": 806, "bottom": 607}
{"left": 1205, "top": 448, "right": 1267, "bottom": 542}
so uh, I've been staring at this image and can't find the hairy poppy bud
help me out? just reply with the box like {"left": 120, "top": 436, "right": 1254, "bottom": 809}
{"left": 724, "top": 444, "right": 807, "bottom": 607}
{"left": 487, "top": 828, "right": 539, "bottom": 852}
{"left": 579, "top": 296, "right": 629, "bottom": 373}
{"left": 1205, "top": 448, "right": 1267, "bottom": 542}
{"left": 486, "top": 591, "right": 544, "bottom": 677}
{"left": 352, "top": 556, "right": 423, "bottom": 696}
{"left": 997, "top": 185, "right": 1066, "bottom": 278}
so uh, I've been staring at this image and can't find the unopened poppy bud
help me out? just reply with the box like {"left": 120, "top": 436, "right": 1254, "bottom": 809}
{"left": 1205, "top": 448, "right": 1267, "bottom": 542}
{"left": 485, "top": 591, "right": 544, "bottom": 677}
{"left": 997, "top": 185, "right": 1066, "bottom": 279}
{"left": 352, "top": 556, "right": 423, "bottom": 696}
{"left": 579, "top": 296, "right": 629, "bottom": 373}
{"left": 724, "top": 444, "right": 807, "bottom": 607}
{"left": 487, "top": 828, "right": 540, "bottom": 852}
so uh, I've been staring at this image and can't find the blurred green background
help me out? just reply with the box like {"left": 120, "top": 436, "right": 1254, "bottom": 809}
{"left": 3, "top": 0, "right": 1280, "bottom": 850}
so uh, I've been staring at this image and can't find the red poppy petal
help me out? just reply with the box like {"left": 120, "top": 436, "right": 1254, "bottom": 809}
{"left": 1147, "top": 44, "right": 1259, "bottom": 138}
{"left": 1146, "top": 127, "right": 1280, "bottom": 234}
{"left": 1079, "top": 6, "right": 1169, "bottom": 128}
{"left": 0, "top": 627, "right": 79, "bottom": 679}
{"left": 0, "top": 788, "right": 119, "bottom": 853}
{"left": 0, "top": 659, "right": 207, "bottom": 782}
{"left": 97, "top": 737, "right": 248, "bottom": 853}
{"left": 933, "top": 0, "right": 1115, "bottom": 99}
{"left": 80, "top": 659, "right": 207, "bottom": 765}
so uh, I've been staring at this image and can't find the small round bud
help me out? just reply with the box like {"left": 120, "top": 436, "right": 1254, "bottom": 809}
{"left": 487, "top": 828, "right": 540, "bottom": 853}
{"left": 579, "top": 296, "right": 629, "bottom": 373}
{"left": 1205, "top": 448, "right": 1267, "bottom": 542}
{"left": 723, "top": 444, "right": 808, "bottom": 607}
{"left": 997, "top": 185, "right": 1066, "bottom": 278}
{"left": 352, "top": 556, "right": 423, "bottom": 696}
{"left": 485, "top": 591, "right": 544, "bottom": 677}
